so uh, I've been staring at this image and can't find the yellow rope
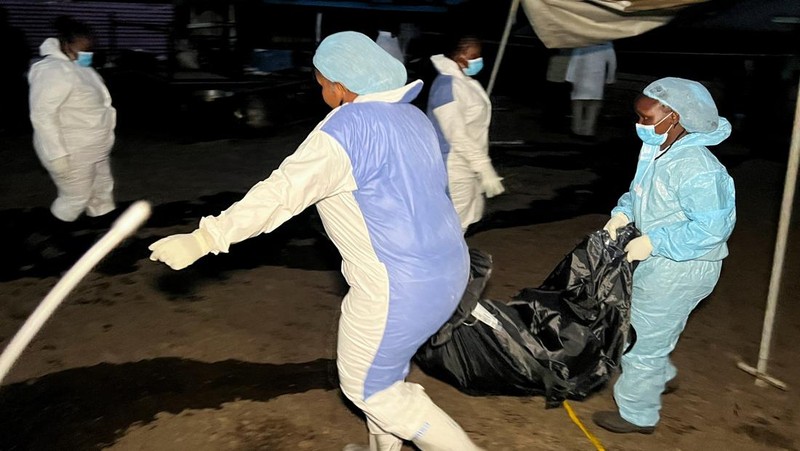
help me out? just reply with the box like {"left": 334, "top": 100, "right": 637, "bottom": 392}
{"left": 563, "top": 400, "right": 606, "bottom": 451}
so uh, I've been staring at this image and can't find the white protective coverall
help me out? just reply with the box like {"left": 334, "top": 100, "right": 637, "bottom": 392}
{"left": 426, "top": 54, "right": 499, "bottom": 231}
{"left": 565, "top": 42, "right": 616, "bottom": 137}
{"left": 29, "top": 38, "right": 117, "bottom": 222}
{"left": 180, "top": 81, "right": 479, "bottom": 450}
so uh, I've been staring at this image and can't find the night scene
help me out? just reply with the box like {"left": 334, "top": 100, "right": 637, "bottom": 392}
{"left": 0, "top": 0, "right": 798, "bottom": 449}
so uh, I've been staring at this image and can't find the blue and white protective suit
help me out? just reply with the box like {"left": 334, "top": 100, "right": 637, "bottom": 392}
{"left": 426, "top": 54, "right": 498, "bottom": 231}
{"left": 611, "top": 119, "right": 736, "bottom": 427}
{"left": 196, "top": 80, "right": 473, "bottom": 448}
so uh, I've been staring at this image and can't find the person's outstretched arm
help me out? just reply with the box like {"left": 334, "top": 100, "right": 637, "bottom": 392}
{"left": 149, "top": 131, "right": 355, "bottom": 270}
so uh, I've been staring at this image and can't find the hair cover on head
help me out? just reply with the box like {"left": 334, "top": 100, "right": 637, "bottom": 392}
{"left": 313, "top": 31, "right": 407, "bottom": 95}
{"left": 643, "top": 77, "right": 719, "bottom": 133}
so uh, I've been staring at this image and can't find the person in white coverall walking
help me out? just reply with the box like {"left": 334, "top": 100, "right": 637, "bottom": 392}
{"left": 426, "top": 35, "right": 504, "bottom": 232}
{"left": 565, "top": 41, "right": 616, "bottom": 139}
{"left": 28, "top": 16, "right": 116, "bottom": 223}
{"left": 149, "top": 31, "right": 482, "bottom": 451}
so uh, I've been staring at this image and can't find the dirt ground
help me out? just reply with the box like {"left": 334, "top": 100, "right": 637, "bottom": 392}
{"left": 1, "top": 92, "right": 799, "bottom": 451}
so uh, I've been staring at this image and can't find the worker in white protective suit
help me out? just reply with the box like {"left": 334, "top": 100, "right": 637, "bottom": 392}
{"left": 149, "top": 31, "right": 483, "bottom": 451}
{"left": 593, "top": 77, "right": 736, "bottom": 434}
{"left": 565, "top": 42, "right": 616, "bottom": 139}
{"left": 426, "top": 35, "right": 504, "bottom": 232}
{"left": 28, "top": 16, "right": 116, "bottom": 223}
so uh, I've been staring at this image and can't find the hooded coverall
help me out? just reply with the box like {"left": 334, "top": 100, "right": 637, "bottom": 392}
{"left": 195, "top": 81, "right": 478, "bottom": 450}
{"left": 426, "top": 54, "right": 496, "bottom": 231}
{"left": 611, "top": 118, "right": 736, "bottom": 427}
{"left": 29, "top": 37, "right": 116, "bottom": 222}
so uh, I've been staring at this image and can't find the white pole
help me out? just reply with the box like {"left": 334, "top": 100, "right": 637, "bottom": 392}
{"left": 0, "top": 201, "right": 152, "bottom": 385}
{"left": 737, "top": 76, "right": 799, "bottom": 390}
{"left": 757, "top": 77, "right": 800, "bottom": 381}
{"left": 487, "top": 0, "right": 521, "bottom": 96}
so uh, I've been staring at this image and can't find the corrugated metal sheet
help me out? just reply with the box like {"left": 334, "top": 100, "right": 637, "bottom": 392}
{"left": 0, "top": 0, "right": 174, "bottom": 58}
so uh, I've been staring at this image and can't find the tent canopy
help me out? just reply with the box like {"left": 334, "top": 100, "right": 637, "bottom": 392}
{"left": 585, "top": 0, "right": 710, "bottom": 13}
{"left": 520, "top": 0, "right": 684, "bottom": 49}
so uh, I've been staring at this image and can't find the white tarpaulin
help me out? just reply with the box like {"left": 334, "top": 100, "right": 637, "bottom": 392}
{"left": 520, "top": 0, "right": 673, "bottom": 49}
{"left": 586, "top": 0, "right": 710, "bottom": 13}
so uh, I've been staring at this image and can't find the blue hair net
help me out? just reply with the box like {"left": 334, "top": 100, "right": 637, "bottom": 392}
{"left": 643, "top": 77, "right": 720, "bottom": 133}
{"left": 313, "top": 31, "right": 407, "bottom": 95}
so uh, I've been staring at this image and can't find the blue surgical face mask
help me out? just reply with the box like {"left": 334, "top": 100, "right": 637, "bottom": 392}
{"left": 76, "top": 51, "right": 94, "bottom": 67}
{"left": 635, "top": 112, "right": 673, "bottom": 146}
{"left": 462, "top": 57, "right": 483, "bottom": 77}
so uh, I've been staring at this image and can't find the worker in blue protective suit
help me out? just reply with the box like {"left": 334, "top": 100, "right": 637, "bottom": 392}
{"left": 593, "top": 77, "right": 736, "bottom": 434}
{"left": 149, "top": 31, "right": 482, "bottom": 451}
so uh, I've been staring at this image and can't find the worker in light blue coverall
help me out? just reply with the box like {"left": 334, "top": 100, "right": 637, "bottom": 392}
{"left": 149, "top": 32, "right": 482, "bottom": 451}
{"left": 593, "top": 77, "right": 736, "bottom": 434}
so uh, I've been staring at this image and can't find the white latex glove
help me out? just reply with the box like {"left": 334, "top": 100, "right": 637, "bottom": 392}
{"left": 478, "top": 165, "right": 505, "bottom": 198}
{"left": 603, "top": 213, "right": 630, "bottom": 241}
{"left": 149, "top": 229, "right": 213, "bottom": 270}
{"left": 624, "top": 235, "right": 653, "bottom": 263}
{"left": 481, "top": 176, "right": 505, "bottom": 198}
{"left": 49, "top": 156, "right": 70, "bottom": 174}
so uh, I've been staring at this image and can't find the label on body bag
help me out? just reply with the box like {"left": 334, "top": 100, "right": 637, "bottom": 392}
{"left": 469, "top": 301, "right": 502, "bottom": 331}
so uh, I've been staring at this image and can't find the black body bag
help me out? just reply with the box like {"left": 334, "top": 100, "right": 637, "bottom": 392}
{"left": 415, "top": 225, "right": 639, "bottom": 407}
